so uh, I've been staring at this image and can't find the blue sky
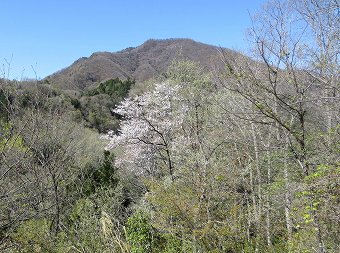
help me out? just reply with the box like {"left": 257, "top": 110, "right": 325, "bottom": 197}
{"left": 0, "top": 0, "right": 266, "bottom": 80}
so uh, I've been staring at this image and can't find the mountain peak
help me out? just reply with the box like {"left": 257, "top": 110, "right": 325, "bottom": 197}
{"left": 45, "top": 38, "right": 227, "bottom": 90}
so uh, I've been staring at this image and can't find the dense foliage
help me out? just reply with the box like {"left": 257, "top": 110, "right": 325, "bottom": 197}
{"left": 75, "top": 77, "right": 135, "bottom": 132}
{"left": 0, "top": 0, "right": 339, "bottom": 252}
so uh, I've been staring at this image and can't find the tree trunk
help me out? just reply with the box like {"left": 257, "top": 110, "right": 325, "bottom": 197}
{"left": 284, "top": 144, "right": 293, "bottom": 242}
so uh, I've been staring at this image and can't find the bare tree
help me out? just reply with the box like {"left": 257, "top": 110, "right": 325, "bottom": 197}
{"left": 217, "top": 0, "right": 339, "bottom": 252}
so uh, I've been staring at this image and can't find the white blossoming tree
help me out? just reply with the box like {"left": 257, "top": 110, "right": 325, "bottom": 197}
{"left": 104, "top": 60, "right": 218, "bottom": 181}
{"left": 105, "top": 81, "right": 182, "bottom": 179}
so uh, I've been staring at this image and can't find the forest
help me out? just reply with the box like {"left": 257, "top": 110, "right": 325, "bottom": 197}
{"left": 0, "top": 0, "right": 339, "bottom": 252}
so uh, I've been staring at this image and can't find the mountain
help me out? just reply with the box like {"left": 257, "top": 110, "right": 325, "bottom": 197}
{"left": 45, "top": 39, "right": 233, "bottom": 90}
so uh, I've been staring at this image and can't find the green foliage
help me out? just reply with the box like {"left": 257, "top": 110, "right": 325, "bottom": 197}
{"left": 52, "top": 149, "right": 141, "bottom": 253}
{"left": 126, "top": 211, "right": 154, "bottom": 253}
{"left": 73, "top": 78, "right": 134, "bottom": 132}
{"left": 70, "top": 97, "right": 81, "bottom": 109}
{"left": 92, "top": 151, "right": 118, "bottom": 189}
{"left": 86, "top": 78, "right": 134, "bottom": 99}
{"left": 0, "top": 89, "right": 9, "bottom": 121}
{"left": 11, "top": 219, "right": 54, "bottom": 253}
{"left": 67, "top": 151, "right": 118, "bottom": 198}
{"left": 166, "top": 59, "right": 210, "bottom": 85}
{"left": 160, "top": 233, "right": 183, "bottom": 253}
{"left": 293, "top": 163, "right": 340, "bottom": 251}
{"left": 67, "top": 198, "right": 105, "bottom": 252}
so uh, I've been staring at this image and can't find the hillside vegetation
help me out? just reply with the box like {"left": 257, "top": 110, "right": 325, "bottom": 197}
{"left": 44, "top": 38, "right": 228, "bottom": 91}
{"left": 0, "top": 0, "right": 339, "bottom": 252}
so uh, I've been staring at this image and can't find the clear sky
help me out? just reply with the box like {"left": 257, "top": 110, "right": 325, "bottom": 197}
{"left": 0, "top": 0, "right": 266, "bottom": 80}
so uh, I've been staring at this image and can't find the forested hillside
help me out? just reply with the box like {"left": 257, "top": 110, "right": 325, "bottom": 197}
{"left": 0, "top": 0, "right": 339, "bottom": 252}
{"left": 44, "top": 39, "right": 228, "bottom": 91}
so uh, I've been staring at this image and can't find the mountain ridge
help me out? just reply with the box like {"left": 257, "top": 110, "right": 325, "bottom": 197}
{"left": 45, "top": 38, "right": 233, "bottom": 90}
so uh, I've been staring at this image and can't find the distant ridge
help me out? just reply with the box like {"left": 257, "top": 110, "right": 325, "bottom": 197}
{"left": 45, "top": 39, "right": 234, "bottom": 90}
